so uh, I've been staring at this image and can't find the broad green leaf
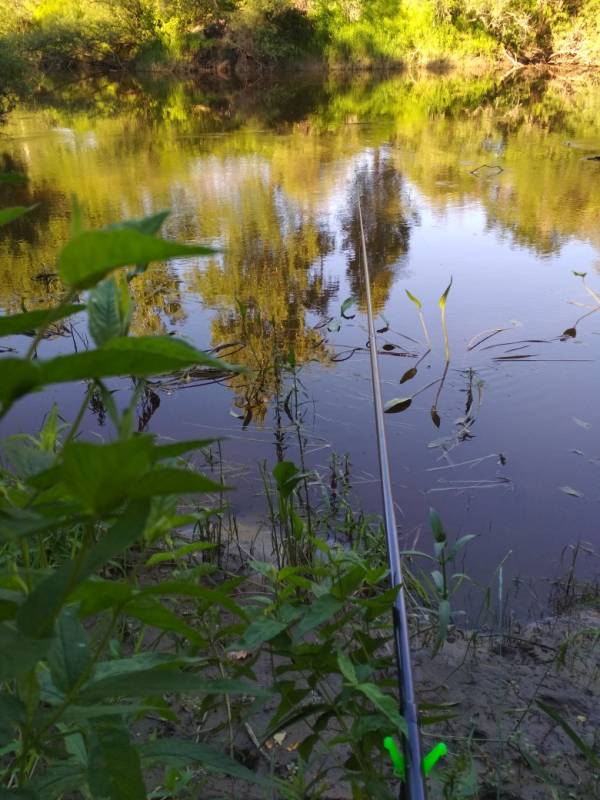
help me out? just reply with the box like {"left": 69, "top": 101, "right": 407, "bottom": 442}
{"left": 0, "top": 623, "right": 53, "bottom": 679}
{"left": 17, "top": 502, "right": 150, "bottom": 638}
{"left": 139, "top": 739, "right": 274, "bottom": 789}
{"left": 0, "top": 789, "right": 37, "bottom": 799}
{"left": 48, "top": 606, "right": 90, "bottom": 692}
{"left": 272, "top": 461, "right": 304, "bottom": 498}
{"left": 337, "top": 652, "right": 358, "bottom": 685}
{"left": 61, "top": 438, "right": 154, "bottom": 514}
{"left": 0, "top": 360, "right": 39, "bottom": 413}
{"left": 0, "top": 206, "right": 36, "bottom": 228}
{"left": 2, "top": 435, "right": 55, "bottom": 478}
{"left": 438, "top": 277, "right": 453, "bottom": 310}
{"left": 128, "top": 468, "right": 225, "bottom": 499}
{"left": 124, "top": 596, "right": 203, "bottom": 644}
{"left": 70, "top": 579, "right": 132, "bottom": 617}
{"left": 139, "top": 581, "right": 247, "bottom": 620}
{"left": 144, "top": 540, "right": 216, "bottom": 567}
{"left": 88, "top": 277, "right": 131, "bottom": 347}
{"left": 355, "top": 682, "right": 407, "bottom": 735}
{"left": 92, "top": 653, "right": 203, "bottom": 682}
{"left": 294, "top": 594, "right": 342, "bottom": 639}
{"left": 80, "top": 671, "right": 267, "bottom": 702}
{"left": 151, "top": 438, "right": 218, "bottom": 461}
{"left": 88, "top": 719, "right": 146, "bottom": 800}
{"left": 405, "top": 289, "right": 422, "bottom": 309}
{"left": 234, "top": 617, "right": 288, "bottom": 650}
{"left": 28, "top": 762, "right": 86, "bottom": 799}
{"left": 0, "top": 306, "right": 84, "bottom": 338}
{"left": 0, "top": 507, "right": 77, "bottom": 542}
{"left": 105, "top": 210, "right": 169, "bottom": 236}
{"left": 0, "top": 694, "right": 25, "bottom": 746}
{"left": 59, "top": 228, "right": 217, "bottom": 289}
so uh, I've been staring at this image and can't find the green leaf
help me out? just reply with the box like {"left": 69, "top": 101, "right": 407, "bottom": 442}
{"left": 61, "top": 438, "right": 154, "bottom": 514}
{"left": 139, "top": 581, "right": 248, "bottom": 620}
{"left": 294, "top": 594, "right": 342, "bottom": 639}
{"left": 234, "top": 617, "right": 288, "bottom": 650}
{"left": 48, "top": 605, "right": 90, "bottom": 692}
{"left": 0, "top": 360, "right": 40, "bottom": 413}
{"left": 0, "top": 623, "right": 53, "bottom": 680}
{"left": 0, "top": 173, "right": 27, "bottom": 184}
{"left": 355, "top": 682, "right": 407, "bottom": 736}
{"left": 433, "top": 599, "right": 451, "bottom": 655}
{"left": 272, "top": 461, "right": 304, "bottom": 498}
{"left": 405, "top": 289, "right": 422, "bottom": 309}
{"left": 88, "top": 277, "right": 131, "bottom": 347}
{"left": 0, "top": 206, "right": 36, "bottom": 228}
{"left": 105, "top": 210, "right": 170, "bottom": 236}
{"left": 59, "top": 228, "right": 217, "bottom": 289}
{"left": 17, "top": 502, "right": 150, "bottom": 638}
{"left": 151, "top": 438, "right": 218, "bottom": 461}
{"left": 0, "top": 306, "right": 85, "bottom": 338}
{"left": 88, "top": 719, "right": 146, "bottom": 800}
{"left": 429, "top": 508, "right": 446, "bottom": 543}
{"left": 29, "top": 762, "right": 86, "bottom": 799}
{"left": 2, "top": 435, "right": 55, "bottom": 479}
{"left": 125, "top": 596, "right": 203, "bottom": 644}
{"left": 447, "top": 534, "right": 476, "bottom": 560}
{"left": 128, "top": 468, "right": 225, "bottom": 499}
{"left": 337, "top": 652, "right": 358, "bottom": 686}
{"left": 80, "top": 671, "right": 267, "bottom": 702}
{"left": 438, "top": 277, "right": 453, "bottom": 310}
{"left": 139, "top": 739, "right": 273, "bottom": 789}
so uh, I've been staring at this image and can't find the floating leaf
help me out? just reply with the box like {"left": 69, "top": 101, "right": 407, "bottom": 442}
{"left": 327, "top": 319, "right": 341, "bottom": 333}
{"left": 405, "top": 290, "right": 422, "bottom": 309}
{"left": 430, "top": 405, "right": 441, "bottom": 428}
{"left": 562, "top": 327, "right": 577, "bottom": 338}
{"left": 573, "top": 271, "right": 587, "bottom": 278}
{"left": 377, "top": 313, "right": 390, "bottom": 333}
{"left": 400, "top": 366, "right": 417, "bottom": 384}
{"left": 559, "top": 486, "right": 584, "bottom": 498}
{"left": 382, "top": 343, "right": 397, "bottom": 351}
{"left": 384, "top": 397, "right": 412, "bottom": 414}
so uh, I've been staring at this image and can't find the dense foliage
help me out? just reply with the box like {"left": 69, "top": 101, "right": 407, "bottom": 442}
{"left": 1, "top": 0, "right": 600, "bottom": 82}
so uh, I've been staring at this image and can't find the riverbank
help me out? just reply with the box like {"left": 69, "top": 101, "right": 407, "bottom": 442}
{"left": 1, "top": 0, "right": 600, "bottom": 89}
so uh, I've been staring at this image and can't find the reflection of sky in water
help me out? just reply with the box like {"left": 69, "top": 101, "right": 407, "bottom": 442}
{"left": 1, "top": 79, "right": 600, "bottom": 617}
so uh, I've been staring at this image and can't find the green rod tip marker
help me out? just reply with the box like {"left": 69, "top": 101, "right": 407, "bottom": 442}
{"left": 383, "top": 736, "right": 447, "bottom": 779}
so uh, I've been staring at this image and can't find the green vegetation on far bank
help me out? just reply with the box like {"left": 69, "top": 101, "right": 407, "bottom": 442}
{"left": 1, "top": 0, "right": 600, "bottom": 97}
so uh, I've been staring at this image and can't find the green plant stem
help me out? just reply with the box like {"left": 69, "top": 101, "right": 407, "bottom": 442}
{"left": 63, "top": 382, "right": 94, "bottom": 447}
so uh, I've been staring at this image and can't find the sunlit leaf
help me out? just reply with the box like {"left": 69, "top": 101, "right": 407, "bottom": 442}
{"left": 341, "top": 297, "right": 356, "bottom": 319}
{"left": 438, "top": 277, "right": 453, "bottom": 309}
{"left": 405, "top": 290, "right": 422, "bottom": 309}
{"left": 58, "top": 228, "right": 217, "bottom": 289}
{"left": 88, "top": 277, "right": 131, "bottom": 346}
{"left": 0, "top": 205, "right": 37, "bottom": 228}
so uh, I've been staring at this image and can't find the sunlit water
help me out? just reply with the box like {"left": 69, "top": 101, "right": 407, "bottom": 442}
{"left": 2, "top": 71, "right": 600, "bottom": 615}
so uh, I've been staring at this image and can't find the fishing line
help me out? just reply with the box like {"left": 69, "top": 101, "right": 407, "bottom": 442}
{"left": 357, "top": 197, "right": 427, "bottom": 800}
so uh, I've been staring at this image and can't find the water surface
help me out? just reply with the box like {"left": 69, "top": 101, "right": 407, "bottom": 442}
{"left": 2, "top": 71, "right": 600, "bottom": 614}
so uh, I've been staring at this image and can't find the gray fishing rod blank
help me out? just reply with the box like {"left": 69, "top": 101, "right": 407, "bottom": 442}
{"left": 357, "top": 198, "right": 427, "bottom": 800}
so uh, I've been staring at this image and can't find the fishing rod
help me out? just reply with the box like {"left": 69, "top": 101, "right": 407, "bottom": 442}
{"left": 357, "top": 198, "right": 427, "bottom": 800}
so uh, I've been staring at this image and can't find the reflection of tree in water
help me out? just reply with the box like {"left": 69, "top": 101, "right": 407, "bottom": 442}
{"left": 188, "top": 183, "right": 337, "bottom": 425}
{"left": 343, "top": 149, "right": 410, "bottom": 311}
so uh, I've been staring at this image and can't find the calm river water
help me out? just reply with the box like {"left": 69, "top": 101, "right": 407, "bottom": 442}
{"left": 1, "top": 70, "right": 600, "bottom": 615}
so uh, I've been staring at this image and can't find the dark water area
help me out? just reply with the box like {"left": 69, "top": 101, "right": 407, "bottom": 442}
{"left": 1, "top": 70, "right": 600, "bottom": 616}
